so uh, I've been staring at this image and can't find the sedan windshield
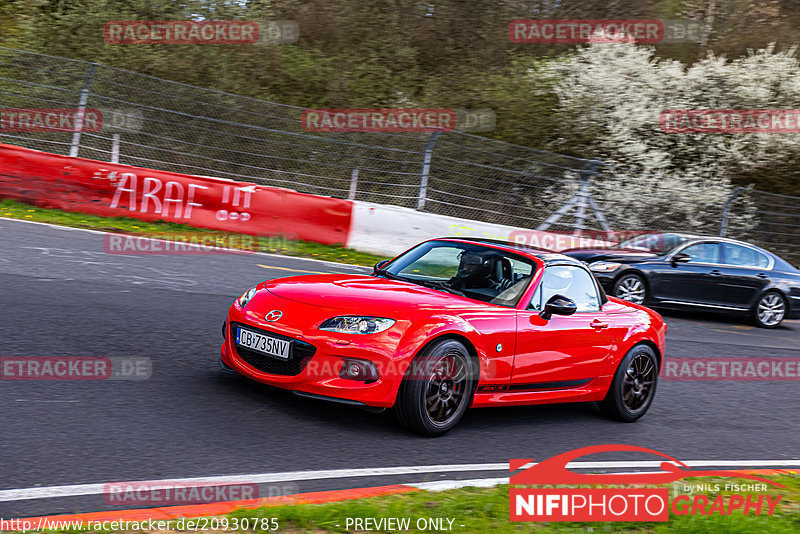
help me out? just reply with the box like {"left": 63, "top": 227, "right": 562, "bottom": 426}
{"left": 376, "top": 240, "right": 537, "bottom": 307}
{"left": 618, "top": 233, "right": 692, "bottom": 255}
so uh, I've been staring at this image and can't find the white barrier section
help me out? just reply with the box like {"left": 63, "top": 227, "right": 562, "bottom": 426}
{"left": 346, "top": 201, "right": 609, "bottom": 257}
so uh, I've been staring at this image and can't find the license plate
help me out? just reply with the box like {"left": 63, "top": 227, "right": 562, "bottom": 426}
{"left": 236, "top": 327, "right": 291, "bottom": 360}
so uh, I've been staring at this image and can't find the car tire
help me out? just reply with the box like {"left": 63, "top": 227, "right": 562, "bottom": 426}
{"left": 598, "top": 344, "right": 658, "bottom": 422}
{"left": 612, "top": 273, "right": 648, "bottom": 305}
{"left": 395, "top": 339, "right": 475, "bottom": 437}
{"left": 753, "top": 291, "right": 787, "bottom": 328}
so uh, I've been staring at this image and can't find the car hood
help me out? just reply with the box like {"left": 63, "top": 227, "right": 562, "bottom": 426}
{"left": 263, "top": 274, "right": 488, "bottom": 312}
{"left": 561, "top": 248, "right": 659, "bottom": 263}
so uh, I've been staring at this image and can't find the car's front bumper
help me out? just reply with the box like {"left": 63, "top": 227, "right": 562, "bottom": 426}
{"left": 787, "top": 296, "right": 800, "bottom": 319}
{"left": 220, "top": 304, "right": 409, "bottom": 408}
{"left": 590, "top": 270, "right": 617, "bottom": 292}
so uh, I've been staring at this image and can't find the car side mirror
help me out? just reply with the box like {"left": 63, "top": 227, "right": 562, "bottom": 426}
{"left": 671, "top": 252, "right": 691, "bottom": 265}
{"left": 539, "top": 294, "right": 577, "bottom": 321}
{"left": 373, "top": 259, "right": 390, "bottom": 273}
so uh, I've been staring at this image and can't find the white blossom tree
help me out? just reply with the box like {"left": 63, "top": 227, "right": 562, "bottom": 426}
{"left": 547, "top": 41, "right": 800, "bottom": 234}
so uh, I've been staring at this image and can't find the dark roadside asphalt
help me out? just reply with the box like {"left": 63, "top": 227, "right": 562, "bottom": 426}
{"left": 1, "top": 218, "right": 797, "bottom": 518}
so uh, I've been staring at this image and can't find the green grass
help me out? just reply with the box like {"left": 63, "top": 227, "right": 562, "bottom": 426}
{"left": 0, "top": 199, "right": 388, "bottom": 266}
{"left": 13, "top": 475, "right": 798, "bottom": 534}
{"left": 230, "top": 477, "right": 800, "bottom": 533}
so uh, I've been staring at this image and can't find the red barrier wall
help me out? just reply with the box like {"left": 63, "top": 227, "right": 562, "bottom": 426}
{"left": 0, "top": 144, "right": 353, "bottom": 245}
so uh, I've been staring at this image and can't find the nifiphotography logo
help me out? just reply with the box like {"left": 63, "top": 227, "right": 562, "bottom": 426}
{"left": 510, "top": 445, "right": 785, "bottom": 522}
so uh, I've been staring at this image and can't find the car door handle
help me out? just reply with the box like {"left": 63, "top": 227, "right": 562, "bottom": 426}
{"left": 757, "top": 273, "right": 769, "bottom": 279}
{"left": 709, "top": 270, "right": 722, "bottom": 277}
{"left": 590, "top": 319, "right": 609, "bottom": 329}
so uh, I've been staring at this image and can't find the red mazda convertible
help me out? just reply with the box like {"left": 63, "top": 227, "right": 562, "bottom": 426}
{"left": 220, "top": 238, "right": 666, "bottom": 436}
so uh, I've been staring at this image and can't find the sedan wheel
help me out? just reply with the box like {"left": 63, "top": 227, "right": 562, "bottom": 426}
{"left": 613, "top": 274, "right": 647, "bottom": 305}
{"left": 754, "top": 292, "right": 786, "bottom": 328}
{"left": 598, "top": 344, "right": 658, "bottom": 422}
{"left": 395, "top": 339, "right": 474, "bottom": 436}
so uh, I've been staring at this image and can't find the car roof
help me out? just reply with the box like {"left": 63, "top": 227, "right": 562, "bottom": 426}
{"left": 436, "top": 235, "right": 780, "bottom": 265}
{"left": 629, "top": 231, "right": 700, "bottom": 239}
{"left": 435, "top": 237, "right": 584, "bottom": 266}
{"left": 679, "top": 235, "right": 774, "bottom": 252}
{"left": 631, "top": 232, "right": 762, "bottom": 249}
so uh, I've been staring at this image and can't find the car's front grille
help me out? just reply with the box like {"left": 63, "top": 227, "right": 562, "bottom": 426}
{"left": 230, "top": 322, "right": 316, "bottom": 376}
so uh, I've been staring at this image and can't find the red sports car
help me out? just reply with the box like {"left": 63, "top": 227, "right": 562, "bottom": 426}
{"left": 220, "top": 238, "right": 666, "bottom": 436}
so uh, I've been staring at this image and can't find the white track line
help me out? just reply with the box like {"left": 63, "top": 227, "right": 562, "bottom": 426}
{"left": 1, "top": 460, "right": 797, "bottom": 502}
{"left": 410, "top": 478, "right": 509, "bottom": 491}
{"left": 410, "top": 463, "right": 800, "bottom": 491}
{"left": 0, "top": 217, "right": 370, "bottom": 271}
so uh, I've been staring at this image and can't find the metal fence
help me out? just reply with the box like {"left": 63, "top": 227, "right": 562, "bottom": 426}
{"left": 1, "top": 46, "right": 798, "bottom": 263}
{"left": 724, "top": 188, "right": 800, "bottom": 264}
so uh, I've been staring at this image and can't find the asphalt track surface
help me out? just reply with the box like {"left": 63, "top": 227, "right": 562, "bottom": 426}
{"left": 1, "top": 218, "right": 798, "bottom": 518}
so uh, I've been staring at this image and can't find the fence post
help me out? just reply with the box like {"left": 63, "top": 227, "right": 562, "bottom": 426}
{"left": 69, "top": 62, "right": 98, "bottom": 158}
{"left": 348, "top": 168, "right": 359, "bottom": 200}
{"left": 417, "top": 131, "right": 440, "bottom": 210}
{"left": 111, "top": 133, "right": 121, "bottom": 164}
{"left": 720, "top": 186, "right": 744, "bottom": 237}
{"left": 571, "top": 164, "right": 592, "bottom": 236}
{"left": 537, "top": 159, "right": 609, "bottom": 233}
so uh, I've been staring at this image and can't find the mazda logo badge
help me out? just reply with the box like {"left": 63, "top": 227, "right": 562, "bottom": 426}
{"left": 265, "top": 310, "right": 283, "bottom": 322}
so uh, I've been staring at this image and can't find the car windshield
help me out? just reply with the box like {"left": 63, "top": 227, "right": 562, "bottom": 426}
{"left": 377, "top": 240, "right": 537, "bottom": 307}
{"left": 618, "top": 233, "right": 692, "bottom": 255}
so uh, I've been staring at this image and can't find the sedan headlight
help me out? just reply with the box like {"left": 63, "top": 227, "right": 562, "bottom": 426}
{"left": 237, "top": 286, "right": 258, "bottom": 308}
{"left": 589, "top": 261, "right": 623, "bottom": 273}
{"left": 319, "top": 316, "right": 395, "bottom": 334}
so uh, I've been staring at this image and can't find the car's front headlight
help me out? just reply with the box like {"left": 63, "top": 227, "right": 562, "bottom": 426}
{"left": 319, "top": 316, "right": 395, "bottom": 334}
{"left": 237, "top": 286, "right": 257, "bottom": 308}
{"left": 588, "top": 261, "right": 622, "bottom": 273}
